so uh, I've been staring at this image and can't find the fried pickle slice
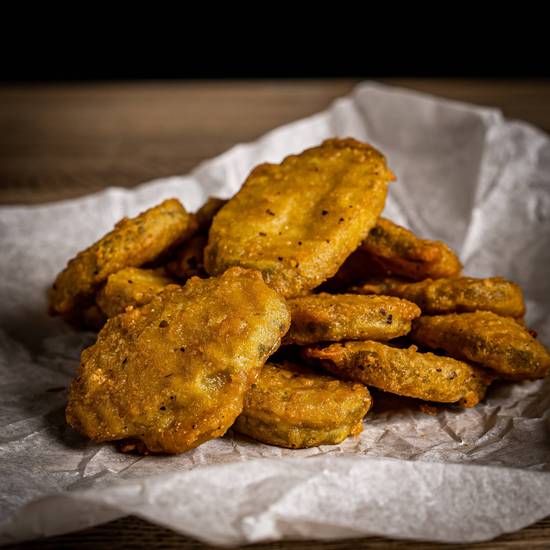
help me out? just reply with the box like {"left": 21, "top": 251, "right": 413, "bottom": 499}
{"left": 302, "top": 340, "right": 493, "bottom": 407}
{"left": 410, "top": 312, "right": 550, "bottom": 380}
{"left": 165, "top": 234, "right": 208, "bottom": 280}
{"left": 330, "top": 218, "right": 462, "bottom": 287}
{"left": 49, "top": 199, "right": 197, "bottom": 316}
{"left": 204, "top": 138, "right": 394, "bottom": 297}
{"left": 233, "top": 361, "right": 372, "bottom": 448}
{"left": 283, "top": 293, "right": 420, "bottom": 345}
{"left": 66, "top": 268, "right": 291, "bottom": 454}
{"left": 164, "top": 198, "right": 227, "bottom": 281}
{"left": 362, "top": 218, "right": 462, "bottom": 279}
{"left": 351, "top": 276, "right": 525, "bottom": 317}
{"left": 63, "top": 304, "right": 108, "bottom": 332}
{"left": 165, "top": 197, "right": 227, "bottom": 281}
{"left": 96, "top": 267, "right": 176, "bottom": 317}
{"left": 81, "top": 304, "right": 107, "bottom": 331}
{"left": 196, "top": 197, "right": 227, "bottom": 232}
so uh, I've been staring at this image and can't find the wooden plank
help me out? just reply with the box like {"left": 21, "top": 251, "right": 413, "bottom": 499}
{"left": 6, "top": 515, "right": 550, "bottom": 549}
{"left": 1, "top": 80, "right": 549, "bottom": 204}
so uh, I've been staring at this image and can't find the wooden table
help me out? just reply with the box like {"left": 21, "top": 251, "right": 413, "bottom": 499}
{"left": 1, "top": 79, "right": 549, "bottom": 549}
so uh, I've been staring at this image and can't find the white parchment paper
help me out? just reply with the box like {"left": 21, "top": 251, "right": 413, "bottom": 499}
{"left": 1, "top": 82, "right": 550, "bottom": 546}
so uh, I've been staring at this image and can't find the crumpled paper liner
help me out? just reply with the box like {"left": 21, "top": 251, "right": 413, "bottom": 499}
{"left": 1, "top": 82, "right": 549, "bottom": 546}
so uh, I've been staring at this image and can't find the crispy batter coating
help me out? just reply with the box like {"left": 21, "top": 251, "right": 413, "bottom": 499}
{"left": 49, "top": 199, "right": 197, "bottom": 316}
{"left": 164, "top": 198, "right": 227, "bottom": 281}
{"left": 165, "top": 234, "right": 208, "bottom": 280}
{"left": 330, "top": 218, "right": 462, "bottom": 287}
{"left": 196, "top": 197, "right": 227, "bottom": 232}
{"left": 96, "top": 267, "right": 176, "bottom": 317}
{"left": 362, "top": 218, "right": 462, "bottom": 279}
{"left": 283, "top": 293, "right": 420, "bottom": 345}
{"left": 66, "top": 268, "right": 291, "bottom": 454}
{"left": 410, "top": 312, "right": 550, "bottom": 380}
{"left": 351, "top": 276, "right": 525, "bottom": 317}
{"left": 204, "top": 138, "right": 394, "bottom": 297}
{"left": 302, "top": 341, "right": 493, "bottom": 407}
{"left": 233, "top": 361, "right": 372, "bottom": 448}
{"left": 320, "top": 248, "right": 384, "bottom": 292}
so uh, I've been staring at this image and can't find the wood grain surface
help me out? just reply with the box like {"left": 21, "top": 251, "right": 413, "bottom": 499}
{"left": 1, "top": 79, "right": 549, "bottom": 549}
{"left": 1, "top": 79, "right": 550, "bottom": 204}
{"left": 6, "top": 515, "right": 550, "bottom": 550}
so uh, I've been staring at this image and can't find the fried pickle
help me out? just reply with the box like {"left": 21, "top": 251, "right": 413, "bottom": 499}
{"left": 165, "top": 234, "right": 208, "bottom": 280}
{"left": 363, "top": 218, "right": 462, "bottom": 279}
{"left": 302, "top": 340, "right": 493, "bottom": 407}
{"left": 66, "top": 268, "right": 291, "bottom": 454}
{"left": 410, "top": 312, "right": 550, "bottom": 380}
{"left": 204, "top": 138, "right": 394, "bottom": 297}
{"left": 233, "top": 361, "right": 372, "bottom": 448}
{"left": 330, "top": 218, "right": 462, "bottom": 287}
{"left": 96, "top": 267, "right": 176, "bottom": 317}
{"left": 196, "top": 197, "right": 227, "bottom": 232}
{"left": 63, "top": 304, "right": 107, "bottom": 332}
{"left": 49, "top": 199, "right": 197, "bottom": 316}
{"left": 81, "top": 304, "right": 107, "bottom": 331}
{"left": 164, "top": 198, "right": 227, "bottom": 281}
{"left": 283, "top": 293, "right": 420, "bottom": 345}
{"left": 351, "top": 276, "right": 525, "bottom": 317}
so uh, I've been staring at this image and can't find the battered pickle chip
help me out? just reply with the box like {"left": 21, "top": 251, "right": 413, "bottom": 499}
{"left": 66, "top": 268, "right": 291, "bottom": 454}
{"left": 233, "top": 361, "right": 372, "bottom": 448}
{"left": 165, "top": 234, "right": 208, "bottom": 280}
{"left": 204, "top": 138, "right": 395, "bottom": 297}
{"left": 81, "top": 304, "right": 107, "bottom": 332}
{"left": 49, "top": 199, "right": 197, "bottom": 316}
{"left": 96, "top": 267, "right": 176, "bottom": 317}
{"left": 64, "top": 304, "right": 107, "bottom": 332}
{"left": 165, "top": 198, "right": 227, "bottom": 281}
{"left": 410, "top": 312, "right": 550, "bottom": 380}
{"left": 283, "top": 293, "right": 420, "bottom": 345}
{"left": 196, "top": 197, "right": 227, "bottom": 232}
{"left": 302, "top": 341, "right": 493, "bottom": 407}
{"left": 362, "top": 218, "right": 462, "bottom": 279}
{"left": 330, "top": 218, "right": 462, "bottom": 287}
{"left": 351, "top": 276, "right": 525, "bottom": 317}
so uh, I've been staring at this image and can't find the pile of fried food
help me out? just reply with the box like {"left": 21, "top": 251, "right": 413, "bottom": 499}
{"left": 48, "top": 138, "right": 550, "bottom": 454}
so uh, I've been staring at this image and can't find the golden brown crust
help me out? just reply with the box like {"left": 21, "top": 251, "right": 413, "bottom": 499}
{"left": 233, "top": 361, "right": 371, "bottom": 448}
{"left": 410, "top": 312, "right": 550, "bottom": 380}
{"left": 96, "top": 267, "right": 176, "bottom": 318}
{"left": 329, "top": 218, "right": 462, "bottom": 288}
{"left": 351, "top": 276, "right": 525, "bottom": 317}
{"left": 66, "top": 267, "right": 291, "bottom": 454}
{"left": 204, "top": 138, "right": 394, "bottom": 297}
{"left": 362, "top": 218, "right": 462, "bottom": 279}
{"left": 283, "top": 293, "right": 420, "bottom": 345}
{"left": 49, "top": 199, "right": 197, "bottom": 316}
{"left": 301, "top": 341, "right": 493, "bottom": 407}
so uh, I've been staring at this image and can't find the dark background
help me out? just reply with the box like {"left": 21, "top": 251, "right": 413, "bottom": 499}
{"left": 2, "top": 14, "right": 548, "bottom": 82}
